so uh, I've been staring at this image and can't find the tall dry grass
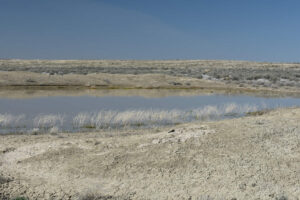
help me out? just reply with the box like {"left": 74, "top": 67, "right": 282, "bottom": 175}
{"left": 0, "top": 113, "right": 25, "bottom": 127}
{"left": 33, "top": 114, "right": 64, "bottom": 128}
{"left": 72, "top": 103, "right": 259, "bottom": 129}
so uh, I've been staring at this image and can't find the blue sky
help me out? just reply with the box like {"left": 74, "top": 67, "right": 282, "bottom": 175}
{"left": 0, "top": 0, "right": 300, "bottom": 61}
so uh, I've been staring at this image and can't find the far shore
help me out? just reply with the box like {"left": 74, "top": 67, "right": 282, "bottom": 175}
{"left": 0, "top": 59, "right": 300, "bottom": 97}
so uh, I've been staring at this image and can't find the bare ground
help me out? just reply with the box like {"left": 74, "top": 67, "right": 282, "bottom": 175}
{"left": 1, "top": 108, "right": 300, "bottom": 200}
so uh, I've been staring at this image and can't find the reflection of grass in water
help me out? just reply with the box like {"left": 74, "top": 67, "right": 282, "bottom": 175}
{"left": 72, "top": 103, "right": 259, "bottom": 129}
{"left": 0, "top": 103, "right": 263, "bottom": 133}
{"left": 0, "top": 113, "right": 25, "bottom": 128}
{"left": 73, "top": 109, "right": 182, "bottom": 129}
{"left": 33, "top": 114, "right": 64, "bottom": 128}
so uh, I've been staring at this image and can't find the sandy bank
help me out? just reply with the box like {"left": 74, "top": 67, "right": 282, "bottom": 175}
{"left": 1, "top": 107, "right": 300, "bottom": 199}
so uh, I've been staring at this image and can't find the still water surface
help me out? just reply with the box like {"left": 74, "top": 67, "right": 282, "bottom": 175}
{"left": 0, "top": 93, "right": 299, "bottom": 133}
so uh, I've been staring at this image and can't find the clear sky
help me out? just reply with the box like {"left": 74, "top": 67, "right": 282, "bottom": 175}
{"left": 1, "top": 0, "right": 300, "bottom": 61}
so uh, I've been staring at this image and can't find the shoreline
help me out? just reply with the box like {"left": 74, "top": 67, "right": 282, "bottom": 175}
{"left": 0, "top": 59, "right": 299, "bottom": 92}
{"left": 0, "top": 86, "right": 300, "bottom": 99}
{"left": 1, "top": 59, "right": 300, "bottom": 100}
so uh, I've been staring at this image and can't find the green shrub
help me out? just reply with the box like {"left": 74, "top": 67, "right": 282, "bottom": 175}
{"left": 12, "top": 197, "right": 28, "bottom": 200}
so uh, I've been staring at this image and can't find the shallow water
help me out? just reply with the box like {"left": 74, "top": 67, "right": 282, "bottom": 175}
{"left": 0, "top": 92, "right": 300, "bottom": 134}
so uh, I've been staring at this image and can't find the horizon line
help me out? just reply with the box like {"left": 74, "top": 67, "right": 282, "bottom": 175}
{"left": 1, "top": 58, "right": 300, "bottom": 64}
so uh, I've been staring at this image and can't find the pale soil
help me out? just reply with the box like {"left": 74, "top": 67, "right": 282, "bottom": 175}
{"left": 1, "top": 108, "right": 300, "bottom": 200}
{"left": 0, "top": 60, "right": 300, "bottom": 95}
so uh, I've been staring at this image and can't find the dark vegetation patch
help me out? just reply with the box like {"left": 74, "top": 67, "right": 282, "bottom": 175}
{"left": 246, "top": 109, "right": 270, "bottom": 116}
{"left": 1, "top": 65, "right": 299, "bottom": 81}
{"left": 2, "top": 147, "right": 16, "bottom": 154}
{"left": 12, "top": 197, "right": 29, "bottom": 200}
{"left": 80, "top": 194, "right": 133, "bottom": 200}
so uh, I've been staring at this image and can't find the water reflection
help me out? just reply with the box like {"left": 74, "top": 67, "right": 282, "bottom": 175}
{"left": 0, "top": 90, "right": 299, "bottom": 134}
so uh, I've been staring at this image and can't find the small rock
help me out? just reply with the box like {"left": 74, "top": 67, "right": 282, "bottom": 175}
{"left": 269, "top": 194, "right": 275, "bottom": 198}
{"left": 2, "top": 147, "right": 15, "bottom": 154}
{"left": 0, "top": 176, "right": 12, "bottom": 184}
{"left": 152, "top": 139, "right": 160, "bottom": 144}
{"left": 170, "top": 82, "right": 182, "bottom": 86}
{"left": 239, "top": 183, "right": 246, "bottom": 191}
{"left": 277, "top": 196, "right": 288, "bottom": 200}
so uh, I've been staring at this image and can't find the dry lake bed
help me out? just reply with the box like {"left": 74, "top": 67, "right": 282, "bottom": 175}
{"left": 0, "top": 60, "right": 300, "bottom": 200}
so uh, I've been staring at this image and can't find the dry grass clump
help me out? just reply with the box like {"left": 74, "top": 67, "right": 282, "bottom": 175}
{"left": 246, "top": 109, "right": 270, "bottom": 116}
{"left": 0, "top": 113, "right": 25, "bottom": 127}
{"left": 73, "top": 103, "right": 259, "bottom": 129}
{"left": 33, "top": 114, "right": 64, "bottom": 128}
